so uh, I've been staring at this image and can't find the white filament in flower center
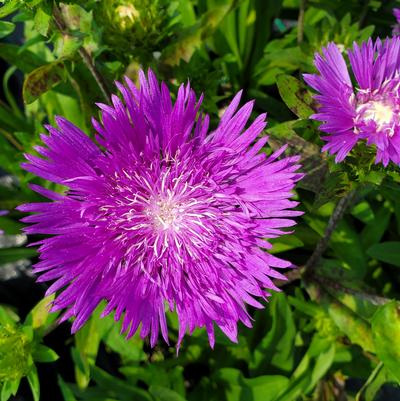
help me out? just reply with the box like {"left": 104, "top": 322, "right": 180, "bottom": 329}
{"left": 146, "top": 198, "right": 184, "bottom": 231}
{"left": 358, "top": 100, "right": 394, "bottom": 129}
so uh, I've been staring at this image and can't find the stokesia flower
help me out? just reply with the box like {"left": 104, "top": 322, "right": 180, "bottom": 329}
{"left": 304, "top": 38, "right": 400, "bottom": 166}
{"left": 393, "top": 8, "right": 400, "bottom": 36}
{"left": 18, "top": 70, "right": 302, "bottom": 348}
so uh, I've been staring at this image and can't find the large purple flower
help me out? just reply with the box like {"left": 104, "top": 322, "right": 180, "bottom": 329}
{"left": 304, "top": 38, "right": 400, "bottom": 166}
{"left": 18, "top": 70, "right": 302, "bottom": 347}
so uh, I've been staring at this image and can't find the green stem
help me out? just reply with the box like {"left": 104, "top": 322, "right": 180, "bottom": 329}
{"left": 0, "top": 128, "right": 23, "bottom": 151}
{"left": 297, "top": 0, "right": 306, "bottom": 44}
{"left": 304, "top": 189, "right": 357, "bottom": 274}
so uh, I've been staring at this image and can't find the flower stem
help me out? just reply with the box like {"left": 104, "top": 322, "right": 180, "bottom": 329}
{"left": 297, "top": 0, "right": 306, "bottom": 44}
{"left": 304, "top": 189, "right": 357, "bottom": 274}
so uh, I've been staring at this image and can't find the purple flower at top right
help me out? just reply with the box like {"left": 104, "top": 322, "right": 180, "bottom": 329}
{"left": 303, "top": 38, "right": 400, "bottom": 166}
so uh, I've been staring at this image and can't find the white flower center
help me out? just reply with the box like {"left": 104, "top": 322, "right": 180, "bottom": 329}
{"left": 358, "top": 101, "right": 394, "bottom": 129}
{"left": 146, "top": 198, "right": 184, "bottom": 231}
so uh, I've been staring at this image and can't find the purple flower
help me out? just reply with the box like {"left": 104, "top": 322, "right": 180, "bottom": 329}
{"left": 304, "top": 38, "right": 400, "bottom": 166}
{"left": 18, "top": 70, "right": 302, "bottom": 348}
{"left": 393, "top": 8, "right": 400, "bottom": 36}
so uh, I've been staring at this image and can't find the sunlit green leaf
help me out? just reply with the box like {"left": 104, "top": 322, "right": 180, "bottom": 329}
{"left": 32, "top": 344, "right": 59, "bottom": 363}
{"left": 0, "top": 0, "right": 20, "bottom": 19}
{"left": 327, "top": 300, "right": 375, "bottom": 352}
{"left": 27, "top": 365, "right": 40, "bottom": 401}
{"left": 371, "top": 301, "right": 400, "bottom": 383}
{"left": 33, "top": 7, "right": 52, "bottom": 36}
{"left": 24, "top": 294, "right": 57, "bottom": 334}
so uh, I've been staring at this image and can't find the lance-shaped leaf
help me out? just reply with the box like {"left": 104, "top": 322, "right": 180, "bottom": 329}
{"left": 367, "top": 242, "right": 400, "bottom": 267}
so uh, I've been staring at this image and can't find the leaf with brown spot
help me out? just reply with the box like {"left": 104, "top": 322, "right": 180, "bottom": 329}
{"left": 276, "top": 74, "right": 317, "bottom": 119}
{"left": 23, "top": 61, "right": 66, "bottom": 104}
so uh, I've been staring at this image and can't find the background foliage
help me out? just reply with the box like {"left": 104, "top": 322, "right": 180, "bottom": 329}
{"left": 1, "top": 0, "right": 400, "bottom": 400}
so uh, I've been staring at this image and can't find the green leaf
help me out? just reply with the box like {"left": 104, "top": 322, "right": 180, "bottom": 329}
{"left": 1, "top": 380, "right": 14, "bottom": 401}
{"left": 323, "top": 285, "right": 381, "bottom": 321}
{"left": 0, "top": 216, "right": 24, "bottom": 235}
{"left": 269, "top": 234, "right": 304, "bottom": 254}
{"left": 24, "top": 294, "right": 57, "bottom": 334}
{"left": 267, "top": 121, "right": 328, "bottom": 194}
{"left": 0, "top": 0, "right": 20, "bottom": 19}
{"left": 307, "top": 210, "right": 367, "bottom": 278}
{"left": 355, "top": 363, "right": 388, "bottom": 401}
{"left": 57, "top": 376, "right": 77, "bottom": 401}
{"left": 361, "top": 205, "right": 391, "bottom": 249}
{"left": 27, "top": 365, "right": 40, "bottom": 401}
{"left": 54, "top": 33, "right": 82, "bottom": 58}
{"left": 73, "top": 304, "right": 112, "bottom": 389}
{"left": 327, "top": 300, "right": 375, "bottom": 352}
{"left": 59, "top": 3, "right": 93, "bottom": 32}
{"left": 103, "top": 323, "right": 145, "bottom": 364}
{"left": 162, "top": 4, "right": 233, "bottom": 66}
{"left": 149, "top": 385, "right": 187, "bottom": 401}
{"left": 33, "top": 7, "right": 51, "bottom": 36}
{"left": 0, "top": 247, "right": 37, "bottom": 264}
{"left": 371, "top": 301, "right": 400, "bottom": 383}
{"left": 0, "top": 305, "right": 19, "bottom": 326}
{"left": 214, "top": 368, "right": 289, "bottom": 401}
{"left": 351, "top": 201, "right": 375, "bottom": 224}
{"left": 367, "top": 242, "right": 400, "bottom": 267}
{"left": 0, "top": 43, "right": 44, "bottom": 73}
{"left": 276, "top": 74, "right": 316, "bottom": 119}
{"left": 32, "top": 345, "right": 59, "bottom": 363}
{"left": 23, "top": 61, "right": 66, "bottom": 104}
{"left": 250, "top": 293, "right": 296, "bottom": 374}
{"left": 275, "top": 335, "right": 335, "bottom": 401}
{"left": 0, "top": 21, "right": 15, "bottom": 39}
{"left": 92, "top": 366, "right": 154, "bottom": 401}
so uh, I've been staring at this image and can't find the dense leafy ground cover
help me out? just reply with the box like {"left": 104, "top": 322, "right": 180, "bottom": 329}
{"left": 1, "top": 1, "right": 400, "bottom": 400}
